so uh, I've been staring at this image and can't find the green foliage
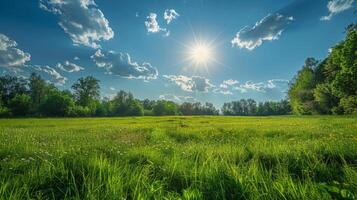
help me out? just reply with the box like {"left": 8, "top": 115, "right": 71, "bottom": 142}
{"left": 0, "top": 116, "right": 356, "bottom": 199}
{"left": 110, "top": 91, "right": 144, "bottom": 116}
{"left": 71, "top": 76, "right": 100, "bottom": 108}
{"left": 0, "top": 75, "right": 28, "bottom": 106}
{"left": 180, "top": 102, "right": 219, "bottom": 115}
{"left": 39, "top": 90, "right": 75, "bottom": 116}
{"left": 0, "top": 107, "right": 10, "bottom": 117}
{"left": 8, "top": 94, "right": 31, "bottom": 116}
{"left": 153, "top": 100, "right": 179, "bottom": 116}
{"left": 142, "top": 98, "right": 155, "bottom": 110}
{"left": 289, "top": 25, "right": 357, "bottom": 115}
{"left": 0, "top": 74, "right": 223, "bottom": 117}
{"left": 94, "top": 99, "right": 112, "bottom": 116}
{"left": 288, "top": 58, "right": 317, "bottom": 115}
{"left": 222, "top": 99, "right": 290, "bottom": 116}
{"left": 67, "top": 106, "right": 92, "bottom": 117}
{"left": 331, "top": 28, "right": 357, "bottom": 98}
{"left": 340, "top": 96, "right": 357, "bottom": 114}
{"left": 313, "top": 84, "right": 338, "bottom": 114}
{"left": 28, "top": 73, "right": 50, "bottom": 112}
{"left": 128, "top": 100, "right": 144, "bottom": 116}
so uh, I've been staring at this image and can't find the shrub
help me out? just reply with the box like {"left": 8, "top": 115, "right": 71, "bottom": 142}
{"left": 340, "top": 96, "right": 357, "bottom": 114}
{"left": 0, "top": 106, "right": 10, "bottom": 117}
{"left": 68, "top": 106, "right": 92, "bottom": 117}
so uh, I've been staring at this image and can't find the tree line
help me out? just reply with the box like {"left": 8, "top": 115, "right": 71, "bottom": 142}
{"left": 0, "top": 74, "right": 292, "bottom": 117}
{"left": 288, "top": 24, "right": 357, "bottom": 115}
{"left": 222, "top": 99, "right": 291, "bottom": 116}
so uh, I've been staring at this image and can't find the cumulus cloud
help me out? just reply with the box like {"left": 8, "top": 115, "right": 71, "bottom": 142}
{"left": 213, "top": 79, "right": 239, "bottom": 95}
{"left": 236, "top": 81, "right": 266, "bottom": 93}
{"left": 321, "top": 0, "right": 355, "bottom": 21}
{"left": 0, "top": 34, "right": 31, "bottom": 67}
{"left": 234, "top": 79, "right": 289, "bottom": 93}
{"left": 159, "top": 94, "right": 197, "bottom": 103}
{"left": 56, "top": 60, "right": 84, "bottom": 72}
{"left": 212, "top": 79, "right": 289, "bottom": 95}
{"left": 213, "top": 88, "right": 233, "bottom": 95}
{"left": 10, "top": 65, "right": 68, "bottom": 86}
{"left": 0, "top": 34, "right": 67, "bottom": 85}
{"left": 163, "top": 75, "right": 214, "bottom": 92}
{"left": 164, "top": 9, "right": 180, "bottom": 24}
{"left": 231, "top": 13, "right": 294, "bottom": 50}
{"left": 24, "top": 65, "right": 67, "bottom": 86}
{"left": 91, "top": 49, "right": 158, "bottom": 80}
{"left": 223, "top": 79, "right": 239, "bottom": 86}
{"left": 40, "top": 0, "right": 114, "bottom": 48}
{"left": 145, "top": 13, "right": 169, "bottom": 36}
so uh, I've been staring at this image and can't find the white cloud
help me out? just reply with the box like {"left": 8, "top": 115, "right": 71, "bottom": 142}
{"left": 223, "top": 79, "right": 239, "bottom": 86}
{"left": 321, "top": 0, "right": 355, "bottom": 21}
{"left": 109, "top": 87, "right": 116, "bottom": 91}
{"left": 12, "top": 65, "right": 68, "bottom": 86}
{"left": 212, "top": 79, "right": 289, "bottom": 95}
{"left": 234, "top": 79, "right": 289, "bottom": 93}
{"left": 0, "top": 34, "right": 31, "bottom": 67}
{"left": 159, "top": 94, "right": 197, "bottom": 103}
{"left": 213, "top": 79, "right": 239, "bottom": 95}
{"left": 219, "top": 84, "right": 228, "bottom": 89}
{"left": 213, "top": 88, "right": 233, "bottom": 95}
{"left": 26, "top": 65, "right": 67, "bottom": 86}
{"left": 0, "top": 33, "right": 67, "bottom": 85}
{"left": 145, "top": 10, "right": 178, "bottom": 36}
{"left": 236, "top": 81, "right": 266, "bottom": 92}
{"left": 56, "top": 60, "right": 84, "bottom": 72}
{"left": 163, "top": 75, "right": 214, "bottom": 92}
{"left": 164, "top": 9, "right": 180, "bottom": 24}
{"left": 231, "top": 13, "right": 294, "bottom": 50}
{"left": 91, "top": 49, "right": 158, "bottom": 80}
{"left": 145, "top": 13, "right": 169, "bottom": 36}
{"left": 74, "top": 56, "right": 80, "bottom": 60}
{"left": 40, "top": 0, "right": 114, "bottom": 48}
{"left": 144, "top": 13, "right": 162, "bottom": 33}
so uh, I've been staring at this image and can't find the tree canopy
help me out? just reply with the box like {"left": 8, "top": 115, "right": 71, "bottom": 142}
{"left": 288, "top": 24, "right": 357, "bottom": 115}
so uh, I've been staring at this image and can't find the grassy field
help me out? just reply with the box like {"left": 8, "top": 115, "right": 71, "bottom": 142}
{"left": 0, "top": 116, "right": 356, "bottom": 199}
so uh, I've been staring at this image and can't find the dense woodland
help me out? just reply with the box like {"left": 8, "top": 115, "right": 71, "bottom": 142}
{"left": 0, "top": 25, "right": 356, "bottom": 117}
{"left": 288, "top": 24, "right": 357, "bottom": 115}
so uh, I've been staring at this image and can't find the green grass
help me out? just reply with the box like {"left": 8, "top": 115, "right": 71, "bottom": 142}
{"left": 0, "top": 116, "right": 356, "bottom": 199}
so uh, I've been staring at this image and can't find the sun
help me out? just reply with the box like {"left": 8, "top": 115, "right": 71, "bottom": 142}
{"left": 174, "top": 32, "right": 224, "bottom": 73}
{"left": 187, "top": 41, "right": 214, "bottom": 67}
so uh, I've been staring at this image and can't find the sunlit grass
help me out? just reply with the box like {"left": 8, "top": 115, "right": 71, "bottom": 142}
{"left": 0, "top": 116, "right": 356, "bottom": 199}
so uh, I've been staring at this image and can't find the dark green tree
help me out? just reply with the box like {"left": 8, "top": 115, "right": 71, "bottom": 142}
{"left": 110, "top": 91, "right": 144, "bottom": 116}
{"left": 313, "top": 84, "right": 338, "bottom": 114}
{"left": 71, "top": 76, "right": 100, "bottom": 112}
{"left": 8, "top": 94, "right": 31, "bottom": 116}
{"left": 288, "top": 58, "right": 318, "bottom": 114}
{"left": 0, "top": 75, "right": 28, "bottom": 106}
{"left": 331, "top": 26, "right": 357, "bottom": 98}
{"left": 39, "top": 90, "right": 75, "bottom": 116}
{"left": 153, "top": 100, "right": 179, "bottom": 116}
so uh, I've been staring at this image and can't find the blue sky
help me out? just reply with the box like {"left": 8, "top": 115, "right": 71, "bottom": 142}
{"left": 0, "top": 0, "right": 355, "bottom": 107}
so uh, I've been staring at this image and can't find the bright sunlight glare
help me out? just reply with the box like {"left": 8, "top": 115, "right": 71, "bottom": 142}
{"left": 188, "top": 42, "right": 214, "bottom": 67}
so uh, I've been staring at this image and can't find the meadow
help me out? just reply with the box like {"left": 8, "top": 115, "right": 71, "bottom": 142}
{"left": 0, "top": 116, "right": 356, "bottom": 200}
